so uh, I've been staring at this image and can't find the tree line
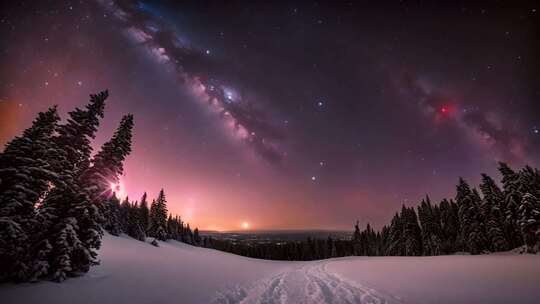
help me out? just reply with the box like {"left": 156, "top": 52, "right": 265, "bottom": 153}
{"left": 0, "top": 91, "right": 131, "bottom": 282}
{"left": 203, "top": 163, "right": 540, "bottom": 260}
{"left": 0, "top": 91, "right": 198, "bottom": 283}
{"left": 105, "top": 189, "right": 200, "bottom": 246}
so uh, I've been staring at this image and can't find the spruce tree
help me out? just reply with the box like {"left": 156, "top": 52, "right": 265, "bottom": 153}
{"left": 364, "top": 223, "right": 376, "bottom": 256}
{"left": 82, "top": 113, "right": 134, "bottom": 232}
{"left": 119, "top": 197, "right": 130, "bottom": 233}
{"left": 166, "top": 215, "right": 174, "bottom": 239}
{"left": 498, "top": 162, "right": 523, "bottom": 248}
{"left": 518, "top": 166, "right": 540, "bottom": 198}
{"left": 439, "top": 199, "right": 460, "bottom": 253}
{"left": 518, "top": 193, "right": 540, "bottom": 253}
{"left": 479, "top": 174, "right": 509, "bottom": 252}
{"left": 456, "top": 178, "right": 487, "bottom": 254}
{"left": 139, "top": 192, "right": 150, "bottom": 233}
{"left": 38, "top": 91, "right": 107, "bottom": 281}
{"left": 386, "top": 213, "right": 404, "bottom": 255}
{"left": 104, "top": 194, "right": 122, "bottom": 236}
{"left": 68, "top": 113, "right": 133, "bottom": 276}
{"left": 418, "top": 197, "right": 442, "bottom": 255}
{"left": 126, "top": 201, "right": 145, "bottom": 241}
{"left": 149, "top": 189, "right": 168, "bottom": 241}
{"left": 402, "top": 206, "right": 422, "bottom": 256}
{"left": 0, "top": 107, "right": 61, "bottom": 281}
{"left": 380, "top": 225, "right": 390, "bottom": 255}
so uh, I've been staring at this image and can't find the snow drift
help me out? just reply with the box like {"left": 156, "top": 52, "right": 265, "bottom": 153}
{"left": 2, "top": 233, "right": 539, "bottom": 304}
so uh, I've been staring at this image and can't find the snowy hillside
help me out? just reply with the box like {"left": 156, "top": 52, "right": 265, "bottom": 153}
{"left": 2, "top": 233, "right": 540, "bottom": 304}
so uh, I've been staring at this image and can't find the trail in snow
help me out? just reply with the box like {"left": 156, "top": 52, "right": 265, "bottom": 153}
{"left": 213, "top": 261, "right": 403, "bottom": 304}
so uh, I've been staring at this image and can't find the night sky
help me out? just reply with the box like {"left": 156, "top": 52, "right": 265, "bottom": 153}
{"left": 1, "top": 1, "right": 539, "bottom": 231}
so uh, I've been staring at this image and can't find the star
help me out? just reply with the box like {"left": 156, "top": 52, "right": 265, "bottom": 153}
{"left": 205, "top": 49, "right": 211, "bottom": 55}
{"left": 77, "top": 80, "right": 83, "bottom": 86}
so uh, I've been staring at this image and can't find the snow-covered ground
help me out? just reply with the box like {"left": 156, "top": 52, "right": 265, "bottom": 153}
{"left": 2, "top": 233, "right": 540, "bottom": 304}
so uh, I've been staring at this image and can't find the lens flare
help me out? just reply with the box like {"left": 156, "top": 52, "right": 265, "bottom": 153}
{"left": 110, "top": 180, "right": 127, "bottom": 200}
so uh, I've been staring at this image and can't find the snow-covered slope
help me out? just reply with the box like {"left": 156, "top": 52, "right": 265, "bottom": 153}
{"left": 2, "top": 233, "right": 540, "bottom": 304}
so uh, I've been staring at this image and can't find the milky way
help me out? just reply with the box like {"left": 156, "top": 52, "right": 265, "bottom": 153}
{"left": 98, "top": 0, "right": 285, "bottom": 164}
{"left": 397, "top": 72, "right": 529, "bottom": 163}
{"left": 1, "top": 1, "right": 538, "bottom": 230}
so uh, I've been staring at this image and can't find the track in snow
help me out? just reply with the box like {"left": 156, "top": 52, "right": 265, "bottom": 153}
{"left": 213, "top": 261, "right": 403, "bottom": 304}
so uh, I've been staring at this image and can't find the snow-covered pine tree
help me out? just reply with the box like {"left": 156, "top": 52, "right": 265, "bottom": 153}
{"left": 375, "top": 230, "right": 383, "bottom": 256}
{"left": 168, "top": 215, "right": 177, "bottom": 241}
{"left": 386, "top": 213, "right": 404, "bottom": 255}
{"left": 126, "top": 200, "right": 145, "bottom": 241}
{"left": 518, "top": 166, "right": 540, "bottom": 198}
{"left": 418, "top": 197, "right": 442, "bottom": 255}
{"left": 456, "top": 178, "right": 487, "bottom": 254}
{"left": 402, "top": 206, "right": 422, "bottom": 256}
{"left": 119, "top": 196, "right": 130, "bottom": 233}
{"left": 380, "top": 225, "right": 390, "bottom": 254}
{"left": 0, "top": 107, "right": 61, "bottom": 281}
{"left": 498, "top": 162, "right": 523, "bottom": 248}
{"left": 365, "top": 223, "right": 377, "bottom": 256}
{"left": 138, "top": 192, "right": 149, "bottom": 233}
{"left": 50, "top": 217, "right": 84, "bottom": 282}
{"left": 53, "top": 91, "right": 107, "bottom": 177}
{"left": 148, "top": 198, "right": 157, "bottom": 236}
{"left": 37, "top": 91, "right": 107, "bottom": 281}
{"left": 479, "top": 173, "right": 509, "bottom": 252}
{"left": 179, "top": 217, "right": 187, "bottom": 242}
{"left": 518, "top": 193, "right": 540, "bottom": 253}
{"left": 81, "top": 113, "right": 134, "bottom": 235}
{"left": 439, "top": 199, "right": 460, "bottom": 253}
{"left": 148, "top": 189, "right": 168, "bottom": 241}
{"left": 67, "top": 113, "right": 133, "bottom": 276}
{"left": 180, "top": 218, "right": 186, "bottom": 242}
{"left": 166, "top": 215, "right": 174, "bottom": 239}
{"left": 432, "top": 203, "right": 442, "bottom": 232}
{"left": 104, "top": 194, "right": 122, "bottom": 236}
